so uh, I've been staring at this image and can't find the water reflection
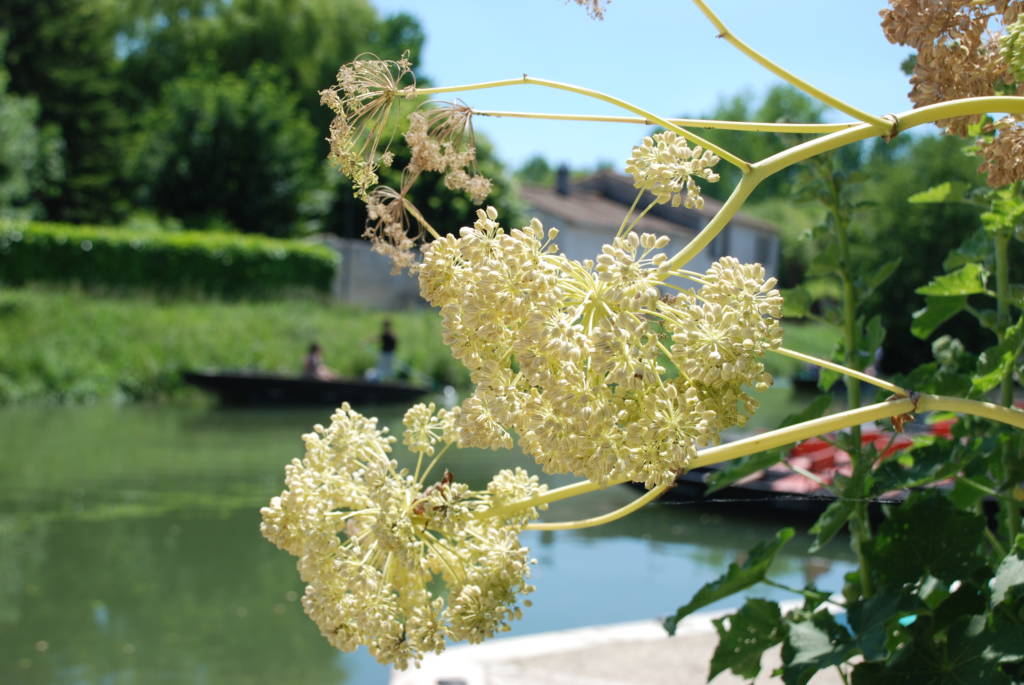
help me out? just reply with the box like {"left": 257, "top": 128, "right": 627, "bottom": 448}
{"left": 0, "top": 400, "right": 853, "bottom": 684}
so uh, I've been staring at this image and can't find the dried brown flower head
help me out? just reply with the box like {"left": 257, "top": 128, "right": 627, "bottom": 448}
{"left": 404, "top": 104, "right": 493, "bottom": 204}
{"left": 978, "top": 116, "right": 1024, "bottom": 186}
{"left": 571, "top": 0, "right": 609, "bottom": 19}
{"left": 320, "top": 54, "right": 415, "bottom": 199}
{"left": 881, "top": 1, "right": 1024, "bottom": 186}
{"left": 364, "top": 186, "right": 420, "bottom": 274}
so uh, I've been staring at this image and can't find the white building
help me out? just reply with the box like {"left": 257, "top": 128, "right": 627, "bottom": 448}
{"left": 520, "top": 168, "right": 779, "bottom": 279}
{"left": 328, "top": 169, "right": 779, "bottom": 308}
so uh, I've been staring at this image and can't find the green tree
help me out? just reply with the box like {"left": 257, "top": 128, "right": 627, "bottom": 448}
{"left": 131, "top": 65, "right": 318, "bottom": 236}
{"left": 0, "top": 35, "right": 63, "bottom": 217}
{"left": 0, "top": 0, "right": 129, "bottom": 222}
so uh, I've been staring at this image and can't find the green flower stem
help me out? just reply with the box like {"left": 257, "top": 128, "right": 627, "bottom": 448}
{"left": 665, "top": 96, "right": 1024, "bottom": 271}
{"left": 471, "top": 109, "right": 857, "bottom": 134}
{"left": 413, "top": 76, "right": 750, "bottom": 170}
{"left": 772, "top": 346, "right": 907, "bottom": 395}
{"left": 691, "top": 0, "right": 891, "bottom": 129}
{"left": 524, "top": 483, "right": 670, "bottom": 531}
{"left": 994, "top": 223, "right": 1020, "bottom": 546}
{"left": 995, "top": 230, "right": 1013, "bottom": 408}
{"left": 491, "top": 395, "right": 1024, "bottom": 519}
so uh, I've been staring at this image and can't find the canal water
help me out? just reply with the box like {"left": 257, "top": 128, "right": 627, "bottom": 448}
{"left": 0, "top": 392, "right": 854, "bottom": 684}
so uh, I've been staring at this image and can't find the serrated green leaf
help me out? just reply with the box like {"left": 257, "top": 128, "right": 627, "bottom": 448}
{"left": 706, "top": 395, "right": 832, "bottom": 495}
{"left": 911, "top": 296, "right": 967, "bottom": 339}
{"left": 861, "top": 258, "right": 901, "bottom": 293}
{"left": 867, "top": 491, "right": 987, "bottom": 587}
{"left": 781, "top": 610, "right": 855, "bottom": 685}
{"left": 846, "top": 593, "right": 919, "bottom": 661}
{"left": 915, "top": 263, "right": 988, "bottom": 296}
{"left": 992, "top": 553, "right": 1024, "bottom": 606}
{"left": 971, "top": 313, "right": 1024, "bottom": 393}
{"left": 808, "top": 498, "right": 855, "bottom": 553}
{"left": 708, "top": 598, "right": 784, "bottom": 681}
{"left": 663, "top": 528, "right": 795, "bottom": 635}
{"left": 907, "top": 180, "right": 972, "bottom": 205}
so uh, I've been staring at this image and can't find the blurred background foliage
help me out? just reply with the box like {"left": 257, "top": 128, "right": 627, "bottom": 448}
{"left": 0, "top": 0, "right": 520, "bottom": 238}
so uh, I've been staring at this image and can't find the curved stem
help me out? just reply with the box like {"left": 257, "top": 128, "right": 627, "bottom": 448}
{"left": 415, "top": 76, "right": 750, "bottom": 170}
{"left": 471, "top": 109, "right": 857, "bottom": 134}
{"left": 665, "top": 173, "right": 760, "bottom": 270}
{"left": 665, "top": 96, "right": 1024, "bottom": 272}
{"left": 691, "top": 0, "right": 890, "bottom": 129}
{"left": 525, "top": 484, "right": 669, "bottom": 531}
{"left": 771, "top": 346, "right": 907, "bottom": 395}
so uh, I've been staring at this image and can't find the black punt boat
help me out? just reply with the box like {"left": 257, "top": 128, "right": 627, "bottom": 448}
{"left": 182, "top": 370, "right": 431, "bottom": 406}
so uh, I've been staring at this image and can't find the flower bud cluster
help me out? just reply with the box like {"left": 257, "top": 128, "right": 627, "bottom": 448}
{"left": 625, "top": 131, "right": 720, "bottom": 209}
{"left": 260, "top": 402, "right": 546, "bottom": 669}
{"left": 405, "top": 108, "right": 492, "bottom": 204}
{"left": 418, "top": 208, "right": 783, "bottom": 488}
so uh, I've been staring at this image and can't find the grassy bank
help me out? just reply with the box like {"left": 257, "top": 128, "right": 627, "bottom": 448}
{"left": 0, "top": 287, "right": 468, "bottom": 404}
{"left": 0, "top": 286, "right": 838, "bottom": 405}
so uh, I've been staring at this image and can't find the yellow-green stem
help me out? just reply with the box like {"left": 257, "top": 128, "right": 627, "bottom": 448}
{"left": 772, "top": 346, "right": 907, "bottom": 396}
{"left": 691, "top": 0, "right": 890, "bottom": 129}
{"left": 414, "top": 76, "right": 749, "bottom": 170}
{"left": 525, "top": 484, "right": 669, "bottom": 531}
{"left": 489, "top": 395, "right": 1024, "bottom": 518}
{"left": 666, "top": 97, "right": 1024, "bottom": 275}
{"left": 471, "top": 109, "right": 857, "bottom": 134}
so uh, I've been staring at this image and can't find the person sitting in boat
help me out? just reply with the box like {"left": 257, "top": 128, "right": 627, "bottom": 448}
{"left": 375, "top": 320, "right": 397, "bottom": 381}
{"left": 303, "top": 342, "right": 336, "bottom": 381}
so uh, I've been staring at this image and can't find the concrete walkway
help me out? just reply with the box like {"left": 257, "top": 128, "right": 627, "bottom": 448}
{"left": 390, "top": 608, "right": 844, "bottom": 685}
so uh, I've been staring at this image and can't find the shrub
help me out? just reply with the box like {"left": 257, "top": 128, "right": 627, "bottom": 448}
{"left": 0, "top": 221, "right": 338, "bottom": 297}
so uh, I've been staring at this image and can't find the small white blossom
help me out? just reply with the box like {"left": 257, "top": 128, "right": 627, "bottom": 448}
{"left": 625, "top": 131, "right": 720, "bottom": 209}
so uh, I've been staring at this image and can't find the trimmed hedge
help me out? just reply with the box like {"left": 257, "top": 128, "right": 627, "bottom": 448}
{"left": 0, "top": 220, "right": 338, "bottom": 297}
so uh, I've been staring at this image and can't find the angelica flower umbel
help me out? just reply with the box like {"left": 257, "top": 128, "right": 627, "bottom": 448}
{"left": 260, "top": 402, "right": 546, "bottom": 669}
{"left": 417, "top": 207, "right": 783, "bottom": 489}
{"left": 625, "top": 131, "right": 720, "bottom": 209}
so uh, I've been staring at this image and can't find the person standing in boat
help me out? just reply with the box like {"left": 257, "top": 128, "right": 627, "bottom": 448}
{"left": 375, "top": 320, "right": 397, "bottom": 381}
{"left": 303, "top": 342, "right": 336, "bottom": 380}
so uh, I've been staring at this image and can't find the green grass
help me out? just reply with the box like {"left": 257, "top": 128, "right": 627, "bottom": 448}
{"left": 764, "top": 320, "right": 842, "bottom": 379}
{"left": 0, "top": 287, "right": 468, "bottom": 404}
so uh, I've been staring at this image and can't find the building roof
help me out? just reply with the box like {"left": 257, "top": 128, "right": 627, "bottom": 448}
{"left": 520, "top": 170, "right": 778, "bottom": 237}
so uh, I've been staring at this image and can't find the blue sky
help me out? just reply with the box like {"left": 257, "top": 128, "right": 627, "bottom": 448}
{"left": 368, "top": 0, "right": 915, "bottom": 171}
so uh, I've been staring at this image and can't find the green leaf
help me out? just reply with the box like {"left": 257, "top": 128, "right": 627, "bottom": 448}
{"left": 915, "top": 263, "right": 988, "bottom": 296}
{"left": 860, "top": 258, "right": 901, "bottom": 293}
{"left": 992, "top": 553, "right": 1024, "bottom": 606}
{"left": 971, "top": 313, "right": 1024, "bottom": 393}
{"left": 911, "top": 296, "right": 967, "bottom": 339}
{"left": 871, "top": 443, "right": 960, "bottom": 494}
{"left": 781, "top": 285, "right": 814, "bottom": 319}
{"left": 808, "top": 498, "right": 855, "bottom": 553}
{"left": 663, "top": 528, "right": 795, "bottom": 635}
{"left": 907, "top": 180, "right": 972, "bottom": 205}
{"left": 708, "top": 598, "right": 784, "bottom": 681}
{"left": 706, "top": 395, "right": 832, "bottom": 495}
{"left": 781, "top": 610, "right": 855, "bottom": 685}
{"left": 867, "top": 491, "right": 987, "bottom": 588}
{"left": 847, "top": 593, "right": 918, "bottom": 661}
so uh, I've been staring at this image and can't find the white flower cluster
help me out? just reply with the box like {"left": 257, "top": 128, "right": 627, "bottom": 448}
{"left": 625, "top": 131, "right": 721, "bottom": 209}
{"left": 260, "top": 402, "right": 546, "bottom": 669}
{"left": 419, "top": 208, "right": 783, "bottom": 488}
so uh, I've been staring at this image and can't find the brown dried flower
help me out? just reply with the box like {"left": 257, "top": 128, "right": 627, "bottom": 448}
{"left": 320, "top": 54, "right": 415, "bottom": 199}
{"left": 364, "top": 186, "right": 420, "bottom": 274}
{"left": 404, "top": 104, "right": 493, "bottom": 204}
{"left": 978, "top": 116, "right": 1024, "bottom": 187}
{"left": 570, "top": 0, "right": 609, "bottom": 20}
{"left": 881, "top": 0, "right": 1024, "bottom": 184}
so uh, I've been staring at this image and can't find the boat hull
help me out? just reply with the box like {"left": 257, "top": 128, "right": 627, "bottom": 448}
{"left": 183, "top": 371, "right": 430, "bottom": 406}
